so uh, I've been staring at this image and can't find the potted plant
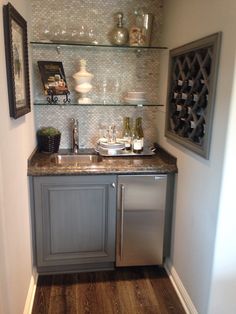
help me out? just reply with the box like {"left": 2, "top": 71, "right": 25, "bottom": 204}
{"left": 37, "top": 127, "right": 61, "bottom": 153}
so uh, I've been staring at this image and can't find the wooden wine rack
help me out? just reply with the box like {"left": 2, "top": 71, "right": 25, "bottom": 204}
{"left": 165, "top": 33, "right": 221, "bottom": 159}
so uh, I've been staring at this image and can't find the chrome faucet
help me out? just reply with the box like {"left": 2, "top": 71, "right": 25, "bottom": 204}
{"left": 71, "top": 118, "right": 79, "bottom": 154}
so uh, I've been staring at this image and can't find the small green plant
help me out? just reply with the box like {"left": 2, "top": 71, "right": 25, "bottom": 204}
{"left": 37, "top": 127, "right": 61, "bottom": 137}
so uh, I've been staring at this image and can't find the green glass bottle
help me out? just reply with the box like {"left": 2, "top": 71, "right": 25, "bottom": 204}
{"left": 122, "top": 117, "right": 132, "bottom": 150}
{"left": 132, "top": 117, "right": 144, "bottom": 153}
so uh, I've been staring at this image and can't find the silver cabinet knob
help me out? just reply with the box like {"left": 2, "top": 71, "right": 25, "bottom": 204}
{"left": 111, "top": 182, "right": 116, "bottom": 188}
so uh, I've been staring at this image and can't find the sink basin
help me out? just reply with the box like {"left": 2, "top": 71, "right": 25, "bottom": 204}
{"left": 52, "top": 154, "right": 102, "bottom": 164}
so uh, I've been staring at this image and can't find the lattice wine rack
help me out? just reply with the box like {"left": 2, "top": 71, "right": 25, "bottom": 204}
{"left": 165, "top": 33, "right": 221, "bottom": 159}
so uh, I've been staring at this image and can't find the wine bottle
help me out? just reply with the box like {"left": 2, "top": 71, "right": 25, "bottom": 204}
{"left": 174, "top": 118, "right": 184, "bottom": 132}
{"left": 198, "top": 94, "right": 208, "bottom": 108}
{"left": 181, "top": 92, "right": 188, "bottom": 100}
{"left": 193, "top": 123, "right": 205, "bottom": 142}
{"left": 173, "top": 91, "right": 181, "bottom": 100}
{"left": 132, "top": 117, "right": 144, "bottom": 153}
{"left": 179, "top": 105, "right": 188, "bottom": 119}
{"left": 194, "top": 78, "right": 205, "bottom": 92}
{"left": 187, "top": 92, "right": 199, "bottom": 106}
{"left": 173, "top": 79, "right": 183, "bottom": 92}
{"left": 182, "top": 79, "right": 194, "bottom": 93}
{"left": 182, "top": 120, "right": 192, "bottom": 137}
{"left": 122, "top": 117, "right": 132, "bottom": 150}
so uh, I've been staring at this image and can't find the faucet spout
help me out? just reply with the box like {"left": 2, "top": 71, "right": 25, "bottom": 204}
{"left": 71, "top": 118, "right": 79, "bottom": 154}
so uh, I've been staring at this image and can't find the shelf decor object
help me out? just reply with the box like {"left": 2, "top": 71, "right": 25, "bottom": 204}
{"left": 165, "top": 32, "right": 221, "bottom": 159}
{"left": 109, "top": 12, "right": 129, "bottom": 46}
{"left": 37, "top": 61, "right": 71, "bottom": 104}
{"left": 73, "top": 59, "right": 94, "bottom": 104}
{"left": 3, "top": 2, "right": 31, "bottom": 119}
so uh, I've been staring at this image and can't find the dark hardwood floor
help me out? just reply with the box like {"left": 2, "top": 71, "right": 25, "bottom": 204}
{"left": 32, "top": 266, "right": 185, "bottom": 314}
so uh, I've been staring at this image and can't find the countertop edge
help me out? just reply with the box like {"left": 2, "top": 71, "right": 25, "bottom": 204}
{"left": 27, "top": 145, "right": 178, "bottom": 176}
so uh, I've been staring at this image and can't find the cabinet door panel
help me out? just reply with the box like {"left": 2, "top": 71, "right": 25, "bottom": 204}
{"left": 48, "top": 186, "right": 106, "bottom": 254}
{"left": 33, "top": 175, "right": 116, "bottom": 268}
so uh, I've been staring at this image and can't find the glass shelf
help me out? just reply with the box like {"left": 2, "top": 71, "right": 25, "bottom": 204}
{"left": 30, "top": 40, "right": 168, "bottom": 51}
{"left": 34, "top": 102, "right": 164, "bottom": 107}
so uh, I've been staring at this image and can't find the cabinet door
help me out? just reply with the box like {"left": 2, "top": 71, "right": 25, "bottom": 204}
{"left": 33, "top": 175, "right": 116, "bottom": 270}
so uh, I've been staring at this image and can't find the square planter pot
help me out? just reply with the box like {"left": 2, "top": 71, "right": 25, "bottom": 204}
{"left": 37, "top": 133, "right": 61, "bottom": 153}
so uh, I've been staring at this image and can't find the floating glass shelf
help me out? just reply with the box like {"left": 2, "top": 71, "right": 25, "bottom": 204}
{"left": 30, "top": 40, "right": 168, "bottom": 50}
{"left": 34, "top": 102, "right": 164, "bottom": 107}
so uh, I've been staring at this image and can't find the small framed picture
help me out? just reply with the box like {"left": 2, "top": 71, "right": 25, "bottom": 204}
{"left": 38, "top": 61, "right": 69, "bottom": 96}
{"left": 3, "top": 2, "right": 31, "bottom": 119}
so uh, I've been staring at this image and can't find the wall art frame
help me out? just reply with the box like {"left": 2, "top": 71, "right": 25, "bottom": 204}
{"left": 3, "top": 2, "right": 31, "bottom": 119}
{"left": 165, "top": 32, "right": 221, "bottom": 159}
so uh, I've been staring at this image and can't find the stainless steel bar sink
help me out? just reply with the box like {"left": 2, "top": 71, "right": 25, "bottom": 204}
{"left": 52, "top": 154, "right": 102, "bottom": 164}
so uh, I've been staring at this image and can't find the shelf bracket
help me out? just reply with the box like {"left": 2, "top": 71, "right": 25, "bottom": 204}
{"left": 63, "top": 91, "right": 71, "bottom": 104}
{"left": 46, "top": 91, "right": 58, "bottom": 104}
{"left": 135, "top": 48, "right": 142, "bottom": 57}
{"left": 56, "top": 45, "right": 61, "bottom": 54}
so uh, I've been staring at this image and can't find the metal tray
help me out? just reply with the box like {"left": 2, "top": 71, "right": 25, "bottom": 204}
{"left": 96, "top": 146, "right": 155, "bottom": 157}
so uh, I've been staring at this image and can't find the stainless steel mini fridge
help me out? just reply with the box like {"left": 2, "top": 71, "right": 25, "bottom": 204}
{"left": 116, "top": 175, "right": 167, "bottom": 267}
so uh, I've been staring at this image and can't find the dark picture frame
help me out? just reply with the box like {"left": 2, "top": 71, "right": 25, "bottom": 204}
{"left": 38, "top": 61, "right": 69, "bottom": 96}
{"left": 3, "top": 2, "right": 31, "bottom": 119}
{"left": 165, "top": 33, "right": 221, "bottom": 159}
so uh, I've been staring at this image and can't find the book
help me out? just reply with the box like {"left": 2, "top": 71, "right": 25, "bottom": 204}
{"left": 38, "top": 61, "right": 69, "bottom": 95}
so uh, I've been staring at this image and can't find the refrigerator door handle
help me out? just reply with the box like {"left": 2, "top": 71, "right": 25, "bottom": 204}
{"left": 120, "top": 184, "right": 125, "bottom": 259}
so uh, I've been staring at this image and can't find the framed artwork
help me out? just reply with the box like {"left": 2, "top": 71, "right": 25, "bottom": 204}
{"left": 165, "top": 33, "right": 221, "bottom": 159}
{"left": 3, "top": 2, "right": 31, "bottom": 119}
{"left": 38, "top": 61, "right": 69, "bottom": 96}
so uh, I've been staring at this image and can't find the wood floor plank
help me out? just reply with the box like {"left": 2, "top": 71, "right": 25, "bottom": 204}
{"left": 95, "top": 270, "right": 123, "bottom": 314}
{"left": 147, "top": 267, "right": 186, "bottom": 314}
{"left": 32, "top": 275, "right": 52, "bottom": 314}
{"left": 32, "top": 267, "right": 186, "bottom": 314}
{"left": 76, "top": 272, "right": 104, "bottom": 314}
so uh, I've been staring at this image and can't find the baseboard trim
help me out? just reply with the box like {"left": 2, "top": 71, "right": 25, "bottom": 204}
{"left": 23, "top": 269, "right": 38, "bottom": 314}
{"left": 164, "top": 259, "right": 198, "bottom": 314}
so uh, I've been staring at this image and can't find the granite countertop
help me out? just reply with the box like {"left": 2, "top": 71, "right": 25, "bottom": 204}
{"left": 27, "top": 145, "right": 178, "bottom": 176}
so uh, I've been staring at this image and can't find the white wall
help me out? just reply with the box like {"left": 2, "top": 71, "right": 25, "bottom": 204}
{"left": 207, "top": 56, "right": 236, "bottom": 314}
{"left": 158, "top": 0, "right": 236, "bottom": 313}
{"left": 0, "top": 0, "right": 36, "bottom": 313}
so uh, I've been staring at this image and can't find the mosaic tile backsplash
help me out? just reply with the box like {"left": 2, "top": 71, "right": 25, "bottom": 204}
{"left": 31, "top": 0, "right": 163, "bottom": 149}
{"left": 35, "top": 105, "right": 159, "bottom": 149}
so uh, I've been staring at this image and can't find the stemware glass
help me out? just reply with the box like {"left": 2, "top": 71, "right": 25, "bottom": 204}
{"left": 111, "top": 78, "right": 121, "bottom": 104}
{"left": 78, "top": 25, "right": 86, "bottom": 42}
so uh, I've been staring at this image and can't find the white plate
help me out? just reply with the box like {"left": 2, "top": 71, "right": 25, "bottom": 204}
{"left": 127, "top": 91, "right": 146, "bottom": 99}
{"left": 124, "top": 97, "right": 147, "bottom": 105}
{"left": 99, "top": 141, "right": 125, "bottom": 150}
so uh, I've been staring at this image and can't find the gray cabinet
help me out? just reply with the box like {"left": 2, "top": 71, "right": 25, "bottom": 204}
{"left": 31, "top": 175, "right": 117, "bottom": 274}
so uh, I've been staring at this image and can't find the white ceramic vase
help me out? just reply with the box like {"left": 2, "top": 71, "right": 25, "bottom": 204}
{"left": 73, "top": 59, "right": 94, "bottom": 104}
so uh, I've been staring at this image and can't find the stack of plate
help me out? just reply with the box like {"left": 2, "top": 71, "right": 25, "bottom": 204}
{"left": 124, "top": 91, "right": 147, "bottom": 105}
{"left": 97, "top": 138, "right": 125, "bottom": 155}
